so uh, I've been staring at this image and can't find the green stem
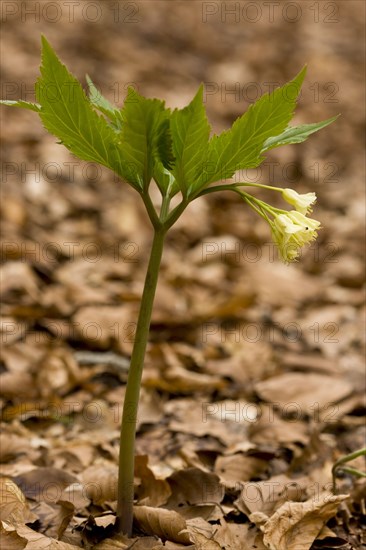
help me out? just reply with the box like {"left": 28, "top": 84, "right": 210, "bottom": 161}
{"left": 194, "top": 181, "right": 283, "bottom": 199}
{"left": 332, "top": 447, "right": 366, "bottom": 493}
{"left": 160, "top": 194, "right": 171, "bottom": 223}
{"left": 142, "top": 191, "right": 161, "bottom": 230}
{"left": 165, "top": 198, "right": 189, "bottom": 229}
{"left": 116, "top": 228, "right": 166, "bottom": 536}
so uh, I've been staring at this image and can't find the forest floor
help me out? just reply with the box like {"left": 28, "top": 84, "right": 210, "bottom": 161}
{"left": 0, "top": 1, "right": 365, "bottom": 549}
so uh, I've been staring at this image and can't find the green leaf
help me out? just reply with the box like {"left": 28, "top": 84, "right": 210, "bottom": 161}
{"left": 155, "top": 118, "right": 175, "bottom": 171}
{"left": 86, "top": 75, "right": 123, "bottom": 129}
{"left": 35, "top": 37, "right": 139, "bottom": 188}
{"left": 153, "top": 161, "right": 177, "bottom": 196}
{"left": 261, "top": 115, "right": 339, "bottom": 152}
{"left": 0, "top": 100, "right": 41, "bottom": 112}
{"left": 153, "top": 119, "right": 177, "bottom": 195}
{"left": 119, "top": 87, "right": 170, "bottom": 190}
{"left": 195, "top": 67, "right": 307, "bottom": 193}
{"left": 170, "top": 84, "right": 211, "bottom": 196}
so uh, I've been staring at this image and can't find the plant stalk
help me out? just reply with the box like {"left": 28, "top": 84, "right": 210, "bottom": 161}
{"left": 116, "top": 228, "right": 166, "bottom": 536}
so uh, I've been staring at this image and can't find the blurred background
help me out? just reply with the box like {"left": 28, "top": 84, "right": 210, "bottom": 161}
{"left": 0, "top": 2, "right": 365, "bottom": 544}
{"left": 1, "top": 0, "right": 365, "bottom": 345}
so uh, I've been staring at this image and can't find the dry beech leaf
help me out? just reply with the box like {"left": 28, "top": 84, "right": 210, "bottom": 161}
{"left": 36, "top": 349, "right": 83, "bottom": 397}
{"left": 31, "top": 500, "right": 74, "bottom": 539}
{"left": 164, "top": 542, "right": 195, "bottom": 549}
{"left": 0, "top": 477, "right": 38, "bottom": 525}
{"left": 0, "top": 434, "right": 30, "bottom": 463}
{"left": 0, "top": 523, "right": 80, "bottom": 549}
{"left": 0, "top": 317, "right": 28, "bottom": 345}
{"left": 166, "top": 468, "right": 224, "bottom": 508}
{"left": 53, "top": 442, "right": 96, "bottom": 472}
{"left": 94, "top": 514, "right": 116, "bottom": 528}
{"left": 93, "top": 534, "right": 164, "bottom": 549}
{"left": 146, "top": 363, "right": 225, "bottom": 394}
{"left": 185, "top": 531, "right": 221, "bottom": 549}
{"left": 135, "top": 455, "right": 171, "bottom": 507}
{"left": 82, "top": 464, "right": 118, "bottom": 504}
{"left": 0, "top": 524, "right": 27, "bottom": 550}
{"left": 255, "top": 373, "right": 353, "bottom": 414}
{"left": 73, "top": 305, "right": 135, "bottom": 351}
{"left": 213, "top": 519, "right": 253, "bottom": 550}
{"left": 236, "top": 474, "right": 309, "bottom": 517}
{"left": 13, "top": 468, "right": 78, "bottom": 504}
{"left": 133, "top": 505, "right": 191, "bottom": 544}
{"left": 244, "top": 261, "right": 321, "bottom": 307}
{"left": 60, "top": 483, "right": 90, "bottom": 510}
{"left": 165, "top": 398, "right": 253, "bottom": 447}
{"left": 0, "top": 261, "right": 40, "bottom": 299}
{"left": 181, "top": 516, "right": 220, "bottom": 548}
{"left": 260, "top": 492, "right": 349, "bottom": 550}
{"left": 249, "top": 407, "right": 309, "bottom": 446}
{"left": 215, "top": 453, "right": 268, "bottom": 483}
{"left": 0, "top": 371, "right": 36, "bottom": 400}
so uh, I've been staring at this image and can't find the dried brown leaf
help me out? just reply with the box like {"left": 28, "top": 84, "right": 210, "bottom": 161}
{"left": 165, "top": 398, "right": 253, "bottom": 446}
{"left": 13, "top": 468, "right": 77, "bottom": 504}
{"left": 135, "top": 455, "right": 171, "bottom": 507}
{"left": 249, "top": 406, "right": 309, "bottom": 446}
{"left": 8, "top": 522, "right": 81, "bottom": 548}
{"left": 133, "top": 505, "right": 191, "bottom": 544}
{"left": 0, "top": 477, "right": 37, "bottom": 525}
{"left": 0, "top": 262, "right": 40, "bottom": 299}
{"left": 93, "top": 534, "right": 164, "bottom": 549}
{"left": 260, "top": 492, "right": 349, "bottom": 550}
{"left": 82, "top": 463, "right": 118, "bottom": 504}
{"left": 0, "top": 434, "right": 30, "bottom": 463}
{"left": 73, "top": 305, "right": 135, "bottom": 352}
{"left": 31, "top": 500, "right": 74, "bottom": 539}
{"left": 36, "top": 349, "right": 83, "bottom": 397}
{"left": 0, "top": 371, "right": 36, "bottom": 399}
{"left": 0, "top": 523, "right": 27, "bottom": 550}
{"left": 236, "top": 474, "right": 309, "bottom": 517}
{"left": 0, "top": 317, "right": 28, "bottom": 345}
{"left": 213, "top": 519, "right": 253, "bottom": 550}
{"left": 255, "top": 373, "right": 353, "bottom": 415}
{"left": 167, "top": 468, "right": 224, "bottom": 508}
{"left": 185, "top": 531, "right": 221, "bottom": 549}
{"left": 215, "top": 453, "right": 268, "bottom": 483}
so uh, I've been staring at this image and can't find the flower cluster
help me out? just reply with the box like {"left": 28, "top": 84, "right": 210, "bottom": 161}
{"left": 270, "top": 210, "right": 321, "bottom": 262}
{"left": 238, "top": 185, "right": 320, "bottom": 263}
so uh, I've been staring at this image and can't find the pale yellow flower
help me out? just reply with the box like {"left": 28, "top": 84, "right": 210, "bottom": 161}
{"left": 271, "top": 210, "right": 321, "bottom": 262}
{"left": 282, "top": 188, "right": 317, "bottom": 214}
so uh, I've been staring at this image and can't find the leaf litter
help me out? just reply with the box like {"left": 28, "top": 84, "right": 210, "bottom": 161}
{"left": 1, "top": 3, "right": 365, "bottom": 548}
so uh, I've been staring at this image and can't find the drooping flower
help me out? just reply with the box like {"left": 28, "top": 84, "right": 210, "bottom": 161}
{"left": 270, "top": 210, "right": 321, "bottom": 262}
{"left": 282, "top": 188, "right": 316, "bottom": 214}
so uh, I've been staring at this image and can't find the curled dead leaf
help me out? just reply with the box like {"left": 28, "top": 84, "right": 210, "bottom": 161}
{"left": 236, "top": 474, "right": 309, "bottom": 518}
{"left": 0, "top": 523, "right": 27, "bottom": 549}
{"left": 82, "top": 464, "right": 118, "bottom": 504}
{"left": 3, "top": 522, "right": 81, "bottom": 548}
{"left": 135, "top": 455, "right": 171, "bottom": 507}
{"left": 260, "top": 491, "right": 349, "bottom": 550}
{"left": 0, "top": 477, "right": 37, "bottom": 526}
{"left": 133, "top": 505, "right": 191, "bottom": 544}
